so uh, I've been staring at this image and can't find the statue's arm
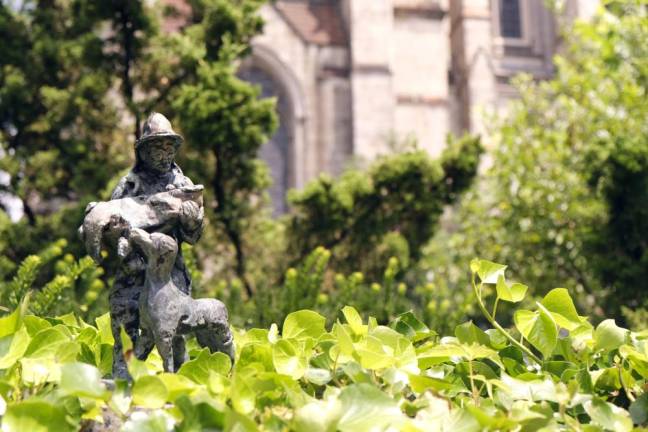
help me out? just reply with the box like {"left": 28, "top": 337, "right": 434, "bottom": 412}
{"left": 176, "top": 175, "right": 204, "bottom": 244}
{"left": 111, "top": 173, "right": 139, "bottom": 200}
{"left": 111, "top": 177, "right": 129, "bottom": 200}
{"left": 178, "top": 201, "right": 204, "bottom": 244}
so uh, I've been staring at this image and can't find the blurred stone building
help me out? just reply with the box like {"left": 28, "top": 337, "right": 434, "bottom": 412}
{"left": 235, "top": 0, "right": 598, "bottom": 212}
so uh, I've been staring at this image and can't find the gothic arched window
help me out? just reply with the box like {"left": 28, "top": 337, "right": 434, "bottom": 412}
{"left": 499, "top": 0, "right": 522, "bottom": 39}
{"left": 238, "top": 65, "right": 293, "bottom": 215}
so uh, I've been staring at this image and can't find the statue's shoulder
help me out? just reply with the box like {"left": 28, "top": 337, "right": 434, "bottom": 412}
{"left": 111, "top": 171, "right": 141, "bottom": 200}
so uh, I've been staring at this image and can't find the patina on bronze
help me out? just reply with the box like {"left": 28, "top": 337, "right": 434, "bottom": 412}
{"left": 80, "top": 113, "right": 233, "bottom": 379}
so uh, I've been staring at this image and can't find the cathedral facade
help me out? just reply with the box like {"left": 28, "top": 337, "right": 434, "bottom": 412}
{"left": 239, "top": 0, "right": 598, "bottom": 212}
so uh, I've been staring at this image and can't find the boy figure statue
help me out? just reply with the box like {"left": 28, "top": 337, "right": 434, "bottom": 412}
{"left": 108, "top": 113, "right": 203, "bottom": 379}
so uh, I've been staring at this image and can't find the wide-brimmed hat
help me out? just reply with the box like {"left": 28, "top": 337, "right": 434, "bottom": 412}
{"left": 135, "top": 112, "right": 183, "bottom": 148}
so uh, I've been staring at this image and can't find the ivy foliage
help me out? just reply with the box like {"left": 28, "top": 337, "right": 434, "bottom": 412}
{"left": 0, "top": 260, "right": 646, "bottom": 431}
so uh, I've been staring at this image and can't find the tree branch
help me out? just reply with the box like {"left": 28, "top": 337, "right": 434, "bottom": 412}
{"left": 212, "top": 147, "right": 254, "bottom": 299}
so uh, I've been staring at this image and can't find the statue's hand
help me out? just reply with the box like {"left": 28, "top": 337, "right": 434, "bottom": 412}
{"left": 117, "top": 237, "right": 132, "bottom": 259}
{"left": 180, "top": 200, "right": 203, "bottom": 232}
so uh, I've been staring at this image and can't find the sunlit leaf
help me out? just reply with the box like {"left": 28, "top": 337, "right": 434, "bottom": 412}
{"left": 178, "top": 348, "right": 231, "bottom": 383}
{"left": 132, "top": 375, "right": 168, "bottom": 409}
{"left": 272, "top": 338, "right": 308, "bottom": 379}
{"left": 495, "top": 275, "right": 527, "bottom": 303}
{"left": 60, "top": 362, "right": 108, "bottom": 399}
{"left": 282, "top": 310, "right": 326, "bottom": 341}
{"left": 475, "top": 260, "right": 507, "bottom": 284}
{"left": 583, "top": 398, "right": 632, "bottom": 432}
{"left": 1, "top": 399, "right": 75, "bottom": 432}
{"left": 337, "top": 384, "right": 405, "bottom": 431}
{"left": 514, "top": 305, "right": 558, "bottom": 359}
{"left": 594, "top": 319, "right": 628, "bottom": 351}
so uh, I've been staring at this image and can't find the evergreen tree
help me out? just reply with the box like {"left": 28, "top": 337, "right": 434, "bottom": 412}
{"left": 0, "top": 0, "right": 276, "bottom": 308}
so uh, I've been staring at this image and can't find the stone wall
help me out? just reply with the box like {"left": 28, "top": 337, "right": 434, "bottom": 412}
{"left": 244, "top": 0, "right": 599, "bottom": 212}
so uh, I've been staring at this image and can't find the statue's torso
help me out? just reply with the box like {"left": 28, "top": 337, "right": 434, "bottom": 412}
{"left": 111, "top": 166, "right": 195, "bottom": 296}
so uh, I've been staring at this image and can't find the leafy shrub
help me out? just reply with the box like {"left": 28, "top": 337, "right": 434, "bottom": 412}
{"left": 286, "top": 134, "right": 482, "bottom": 281}
{"left": 0, "top": 259, "right": 646, "bottom": 431}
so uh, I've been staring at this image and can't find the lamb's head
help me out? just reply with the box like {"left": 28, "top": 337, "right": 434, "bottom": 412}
{"left": 129, "top": 228, "right": 178, "bottom": 276}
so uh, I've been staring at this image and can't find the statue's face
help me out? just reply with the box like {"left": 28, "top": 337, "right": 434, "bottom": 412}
{"left": 140, "top": 139, "right": 177, "bottom": 173}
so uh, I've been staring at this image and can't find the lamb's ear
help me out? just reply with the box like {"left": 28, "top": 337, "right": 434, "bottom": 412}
{"left": 129, "top": 228, "right": 155, "bottom": 258}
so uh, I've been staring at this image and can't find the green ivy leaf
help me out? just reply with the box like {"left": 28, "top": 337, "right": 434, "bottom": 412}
{"left": 230, "top": 373, "right": 256, "bottom": 415}
{"left": 94, "top": 313, "right": 114, "bottom": 345}
{"left": 332, "top": 323, "right": 354, "bottom": 357}
{"left": 0, "top": 327, "right": 31, "bottom": 369}
{"left": 475, "top": 260, "right": 507, "bottom": 284}
{"left": 272, "top": 339, "right": 308, "bottom": 379}
{"left": 238, "top": 343, "right": 274, "bottom": 372}
{"left": 342, "top": 306, "right": 366, "bottom": 336}
{"left": 541, "top": 288, "right": 583, "bottom": 330}
{"left": 1, "top": 399, "right": 75, "bottom": 432}
{"left": 455, "top": 321, "right": 491, "bottom": 347}
{"left": 408, "top": 374, "right": 461, "bottom": 394}
{"left": 60, "top": 362, "right": 108, "bottom": 399}
{"left": 0, "top": 295, "right": 29, "bottom": 339}
{"left": 337, "top": 384, "right": 404, "bottom": 431}
{"left": 629, "top": 393, "right": 648, "bottom": 426}
{"left": 390, "top": 311, "right": 433, "bottom": 342}
{"left": 495, "top": 275, "right": 527, "bottom": 303}
{"left": 178, "top": 348, "right": 231, "bottom": 383}
{"left": 23, "top": 327, "right": 69, "bottom": 358}
{"left": 122, "top": 410, "right": 176, "bottom": 432}
{"left": 583, "top": 398, "right": 633, "bottom": 432}
{"left": 304, "top": 368, "right": 332, "bottom": 386}
{"left": 157, "top": 373, "right": 198, "bottom": 401}
{"left": 293, "top": 397, "right": 342, "bottom": 432}
{"left": 417, "top": 342, "right": 501, "bottom": 369}
{"left": 132, "top": 375, "right": 168, "bottom": 409}
{"left": 282, "top": 310, "right": 326, "bottom": 341}
{"left": 514, "top": 304, "right": 558, "bottom": 359}
{"left": 23, "top": 316, "right": 52, "bottom": 336}
{"left": 594, "top": 319, "right": 628, "bottom": 351}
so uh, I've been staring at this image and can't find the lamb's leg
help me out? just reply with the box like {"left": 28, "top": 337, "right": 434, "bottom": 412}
{"left": 109, "top": 288, "right": 140, "bottom": 381}
{"left": 135, "top": 326, "right": 155, "bottom": 361}
{"left": 154, "top": 331, "right": 175, "bottom": 373}
{"left": 172, "top": 335, "right": 188, "bottom": 371}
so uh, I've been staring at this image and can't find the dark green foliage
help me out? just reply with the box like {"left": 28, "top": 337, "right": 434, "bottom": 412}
{"left": 0, "top": 1, "right": 130, "bottom": 215}
{"left": 172, "top": 0, "right": 278, "bottom": 298}
{"left": 286, "top": 135, "right": 482, "bottom": 278}
{"left": 0, "top": 0, "right": 277, "bottom": 309}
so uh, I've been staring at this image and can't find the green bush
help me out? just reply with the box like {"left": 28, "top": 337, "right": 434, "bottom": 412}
{"left": 0, "top": 259, "right": 646, "bottom": 431}
{"left": 286, "top": 134, "right": 482, "bottom": 281}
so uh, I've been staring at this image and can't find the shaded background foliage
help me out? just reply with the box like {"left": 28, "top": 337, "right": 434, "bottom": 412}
{"left": 0, "top": 0, "right": 646, "bottom": 333}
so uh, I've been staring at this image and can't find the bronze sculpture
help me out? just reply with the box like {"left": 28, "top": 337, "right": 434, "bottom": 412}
{"left": 80, "top": 113, "right": 232, "bottom": 380}
{"left": 129, "top": 227, "right": 234, "bottom": 372}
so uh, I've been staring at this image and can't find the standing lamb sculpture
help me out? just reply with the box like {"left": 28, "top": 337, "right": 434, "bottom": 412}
{"left": 128, "top": 227, "right": 234, "bottom": 372}
{"left": 80, "top": 113, "right": 234, "bottom": 379}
